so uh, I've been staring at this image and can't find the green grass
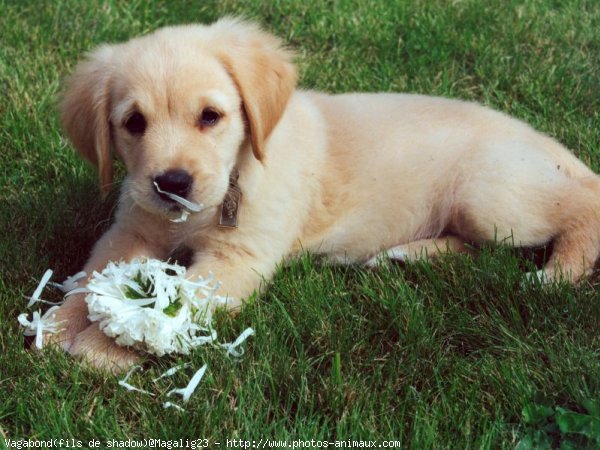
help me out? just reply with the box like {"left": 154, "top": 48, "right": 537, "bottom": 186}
{"left": 1, "top": 0, "right": 600, "bottom": 448}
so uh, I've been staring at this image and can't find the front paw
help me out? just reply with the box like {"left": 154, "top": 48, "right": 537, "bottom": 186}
{"left": 69, "top": 323, "right": 141, "bottom": 373}
{"left": 42, "top": 293, "right": 91, "bottom": 351}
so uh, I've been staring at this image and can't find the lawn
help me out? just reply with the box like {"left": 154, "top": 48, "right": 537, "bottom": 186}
{"left": 1, "top": 0, "right": 599, "bottom": 448}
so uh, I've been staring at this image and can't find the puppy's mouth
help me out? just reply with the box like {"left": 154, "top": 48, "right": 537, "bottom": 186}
{"left": 152, "top": 182, "right": 204, "bottom": 223}
{"left": 148, "top": 169, "right": 205, "bottom": 222}
{"left": 128, "top": 169, "right": 239, "bottom": 226}
{"left": 153, "top": 181, "right": 204, "bottom": 211}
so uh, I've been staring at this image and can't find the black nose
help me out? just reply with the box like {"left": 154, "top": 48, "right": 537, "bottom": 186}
{"left": 153, "top": 169, "right": 193, "bottom": 199}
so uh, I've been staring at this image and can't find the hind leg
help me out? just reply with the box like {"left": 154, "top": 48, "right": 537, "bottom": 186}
{"left": 365, "top": 236, "right": 469, "bottom": 267}
{"left": 541, "top": 179, "right": 600, "bottom": 282}
{"left": 448, "top": 137, "right": 600, "bottom": 283}
{"left": 454, "top": 164, "right": 600, "bottom": 283}
{"left": 525, "top": 224, "right": 600, "bottom": 283}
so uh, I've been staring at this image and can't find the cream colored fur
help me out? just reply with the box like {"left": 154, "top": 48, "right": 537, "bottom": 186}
{"left": 51, "top": 18, "right": 600, "bottom": 372}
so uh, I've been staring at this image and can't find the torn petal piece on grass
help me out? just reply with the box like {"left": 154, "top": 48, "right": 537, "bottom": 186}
{"left": 17, "top": 306, "right": 61, "bottom": 349}
{"left": 26, "top": 269, "right": 54, "bottom": 307}
{"left": 152, "top": 363, "right": 192, "bottom": 382}
{"left": 167, "top": 364, "right": 207, "bottom": 402}
{"left": 163, "top": 402, "right": 185, "bottom": 412}
{"left": 221, "top": 327, "right": 255, "bottom": 357}
{"left": 118, "top": 365, "right": 154, "bottom": 396}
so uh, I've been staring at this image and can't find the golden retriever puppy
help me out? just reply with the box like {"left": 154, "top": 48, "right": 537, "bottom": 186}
{"left": 52, "top": 18, "right": 600, "bottom": 371}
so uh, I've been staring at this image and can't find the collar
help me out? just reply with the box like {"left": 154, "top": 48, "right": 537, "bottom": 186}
{"left": 219, "top": 169, "right": 242, "bottom": 228}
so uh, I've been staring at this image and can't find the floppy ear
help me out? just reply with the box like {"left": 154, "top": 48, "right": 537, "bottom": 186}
{"left": 216, "top": 21, "right": 297, "bottom": 161}
{"left": 59, "top": 45, "right": 114, "bottom": 194}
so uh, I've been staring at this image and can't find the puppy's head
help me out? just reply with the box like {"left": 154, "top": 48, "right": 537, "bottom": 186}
{"left": 60, "top": 18, "right": 296, "bottom": 217}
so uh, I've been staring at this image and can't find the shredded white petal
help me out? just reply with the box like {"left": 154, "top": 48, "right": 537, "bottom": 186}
{"left": 118, "top": 365, "right": 154, "bottom": 396}
{"left": 22, "top": 296, "right": 64, "bottom": 306}
{"left": 153, "top": 182, "right": 204, "bottom": 212}
{"left": 18, "top": 306, "right": 61, "bottom": 349}
{"left": 63, "top": 287, "right": 91, "bottom": 297}
{"left": 171, "top": 209, "right": 190, "bottom": 223}
{"left": 221, "top": 327, "right": 255, "bottom": 357}
{"left": 27, "top": 269, "right": 53, "bottom": 307}
{"left": 163, "top": 401, "right": 185, "bottom": 411}
{"left": 167, "top": 364, "right": 207, "bottom": 402}
{"left": 152, "top": 363, "right": 192, "bottom": 382}
{"left": 118, "top": 381, "right": 154, "bottom": 395}
{"left": 49, "top": 271, "right": 87, "bottom": 293}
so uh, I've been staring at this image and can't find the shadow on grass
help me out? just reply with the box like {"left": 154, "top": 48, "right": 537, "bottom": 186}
{"left": 0, "top": 175, "right": 118, "bottom": 287}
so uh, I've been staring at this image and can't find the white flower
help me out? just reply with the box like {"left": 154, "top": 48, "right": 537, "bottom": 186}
{"left": 84, "top": 258, "right": 226, "bottom": 356}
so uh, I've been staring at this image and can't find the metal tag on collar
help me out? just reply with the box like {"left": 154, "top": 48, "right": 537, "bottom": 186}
{"left": 219, "top": 170, "right": 241, "bottom": 228}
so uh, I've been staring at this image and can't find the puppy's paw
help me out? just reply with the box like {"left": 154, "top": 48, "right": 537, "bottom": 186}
{"left": 365, "top": 246, "right": 409, "bottom": 268}
{"left": 69, "top": 323, "right": 141, "bottom": 374}
{"left": 42, "top": 293, "right": 91, "bottom": 351}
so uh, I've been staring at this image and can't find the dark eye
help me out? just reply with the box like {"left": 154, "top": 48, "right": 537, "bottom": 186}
{"left": 124, "top": 112, "right": 147, "bottom": 134}
{"left": 199, "top": 108, "right": 221, "bottom": 127}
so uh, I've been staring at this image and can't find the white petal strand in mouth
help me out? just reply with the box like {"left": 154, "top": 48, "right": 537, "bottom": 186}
{"left": 171, "top": 209, "right": 190, "bottom": 223}
{"left": 153, "top": 182, "right": 204, "bottom": 212}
